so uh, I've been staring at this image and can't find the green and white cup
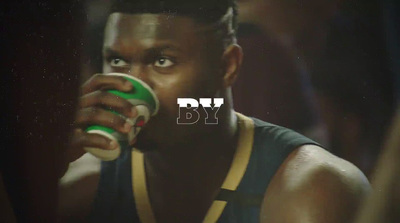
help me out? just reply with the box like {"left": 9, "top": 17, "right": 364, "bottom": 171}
{"left": 84, "top": 73, "right": 159, "bottom": 161}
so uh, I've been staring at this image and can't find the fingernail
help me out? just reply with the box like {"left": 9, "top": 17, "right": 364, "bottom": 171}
{"left": 109, "top": 140, "right": 118, "bottom": 150}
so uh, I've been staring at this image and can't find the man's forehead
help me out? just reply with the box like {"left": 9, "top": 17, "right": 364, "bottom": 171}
{"left": 105, "top": 13, "right": 217, "bottom": 40}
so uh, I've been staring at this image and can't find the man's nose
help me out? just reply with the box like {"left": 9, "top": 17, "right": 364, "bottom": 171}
{"left": 128, "top": 65, "right": 154, "bottom": 88}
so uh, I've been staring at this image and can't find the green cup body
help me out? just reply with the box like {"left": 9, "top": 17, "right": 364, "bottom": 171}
{"left": 84, "top": 73, "right": 159, "bottom": 160}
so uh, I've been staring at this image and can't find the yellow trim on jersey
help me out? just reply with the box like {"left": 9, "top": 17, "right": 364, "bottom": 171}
{"left": 221, "top": 113, "right": 254, "bottom": 190}
{"left": 131, "top": 112, "right": 254, "bottom": 223}
{"left": 202, "top": 200, "right": 228, "bottom": 223}
{"left": 203, "top": 113, "right": 254, "bottom": 222}
{"left": 132, "top": 150, "right": 157, "bottom": 223}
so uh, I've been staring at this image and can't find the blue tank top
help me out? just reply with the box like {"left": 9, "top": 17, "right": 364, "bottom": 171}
{"left": 89, "top": 113, "right": 319, "bottom": 222}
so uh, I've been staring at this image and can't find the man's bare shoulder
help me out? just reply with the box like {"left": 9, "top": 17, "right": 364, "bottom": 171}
{"left": 272, "top": 144, "right": 370, "bottom": 192}
{"left": 260, "top": 144, "right": 371, "bottom": 223}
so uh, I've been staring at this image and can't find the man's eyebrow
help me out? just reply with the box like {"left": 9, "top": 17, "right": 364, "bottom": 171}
{"left": 102, "top": 47, "right": 123, "bottom": 57}
{"left": 102, "top": 45, "right": 182, "bottom": 56}
{"left": 144, "top": 44, "right": 182, "bottom": 54}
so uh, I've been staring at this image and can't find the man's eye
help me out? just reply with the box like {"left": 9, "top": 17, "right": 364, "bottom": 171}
{"left": 110, "top": 58, "right": 129, "bottom": 67}
{"left": 154, "top": 57, "right": 174, "bottom": 68}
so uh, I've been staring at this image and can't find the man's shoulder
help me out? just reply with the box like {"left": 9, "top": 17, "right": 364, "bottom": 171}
{"left": 248, "top": 116, "right": 320, "bottom": 152}
{"left": 250, "top": 117, "right": 312, "bottom": 139}
{"left": 260, "top": 144, "right": 371, "bottom": 223}
{"left": 250, "top": 116, "right": 283, "bottom": 130}
{"left": 278, "top": 145, "right": 370, "bottom": 190}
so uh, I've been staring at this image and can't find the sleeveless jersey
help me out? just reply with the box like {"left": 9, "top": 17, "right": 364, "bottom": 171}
{"left": 89, "top": 113, "right": 319, "bottom": 222}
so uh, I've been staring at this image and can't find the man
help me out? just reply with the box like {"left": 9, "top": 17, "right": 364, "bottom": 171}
{"left": 59, "top": 0, "right": 370, "bottom": 222}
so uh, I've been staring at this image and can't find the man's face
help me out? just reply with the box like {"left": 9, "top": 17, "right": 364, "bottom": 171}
{"left": 103, "top": 13, "right": 225, "bottom": 150}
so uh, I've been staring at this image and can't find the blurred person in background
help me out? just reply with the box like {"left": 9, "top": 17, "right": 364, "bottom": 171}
{"left": 237, "top": 0, "right": 396, "bottom": 176}
{"left": 232, "top": 0, "right": 328, "bottom": 144}
{"left": 311, "top": 0, "right": 395, "bottom": 176}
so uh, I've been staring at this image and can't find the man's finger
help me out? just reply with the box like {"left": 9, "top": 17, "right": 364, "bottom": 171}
{"left": 81, "top": 73, "right": 132, "bottom": 95}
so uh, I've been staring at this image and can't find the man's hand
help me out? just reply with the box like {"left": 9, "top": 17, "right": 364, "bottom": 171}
{"left": 57, "top": 74, "right": 138, "bottom": 221}
{"left": 62, "top": 73, "right": 137, "bottom": 169}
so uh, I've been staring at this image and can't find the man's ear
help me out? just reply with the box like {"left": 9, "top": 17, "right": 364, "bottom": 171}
{"left": 222, "top": 44, "right": 243, "bottom": 88}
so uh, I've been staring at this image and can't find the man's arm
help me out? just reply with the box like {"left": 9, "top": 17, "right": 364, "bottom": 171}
{"left": 58, "top": 153, "right": 101, "bottom": 222}
{"left": 57, "top": 73, "right": 138, "bottom": 222}
{"left": 260, "top": 145, "right": 371, "bottom": 223}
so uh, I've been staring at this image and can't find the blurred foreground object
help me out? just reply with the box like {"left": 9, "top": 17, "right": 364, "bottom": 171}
{"left": 354, "top": 108, "right": 400, "bottom": 223}
{"left": 0, "top": 1, "right": 83, "bottom": 222}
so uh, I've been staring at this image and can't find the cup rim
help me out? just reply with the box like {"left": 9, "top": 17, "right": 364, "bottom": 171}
{"left": 106, "top": 72, "right": 160, "bottom": 115}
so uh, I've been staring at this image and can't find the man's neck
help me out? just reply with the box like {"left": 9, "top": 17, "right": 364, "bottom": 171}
{"left": 144, "top": 108, "right": 238, "bottom": 180}
{"left": 142, "top": 108, "right": 239, "bottom": 221}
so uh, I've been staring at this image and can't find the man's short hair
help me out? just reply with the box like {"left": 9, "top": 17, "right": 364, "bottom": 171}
{"left": 110, "top": 0, "right": 238, "bottom": 40}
